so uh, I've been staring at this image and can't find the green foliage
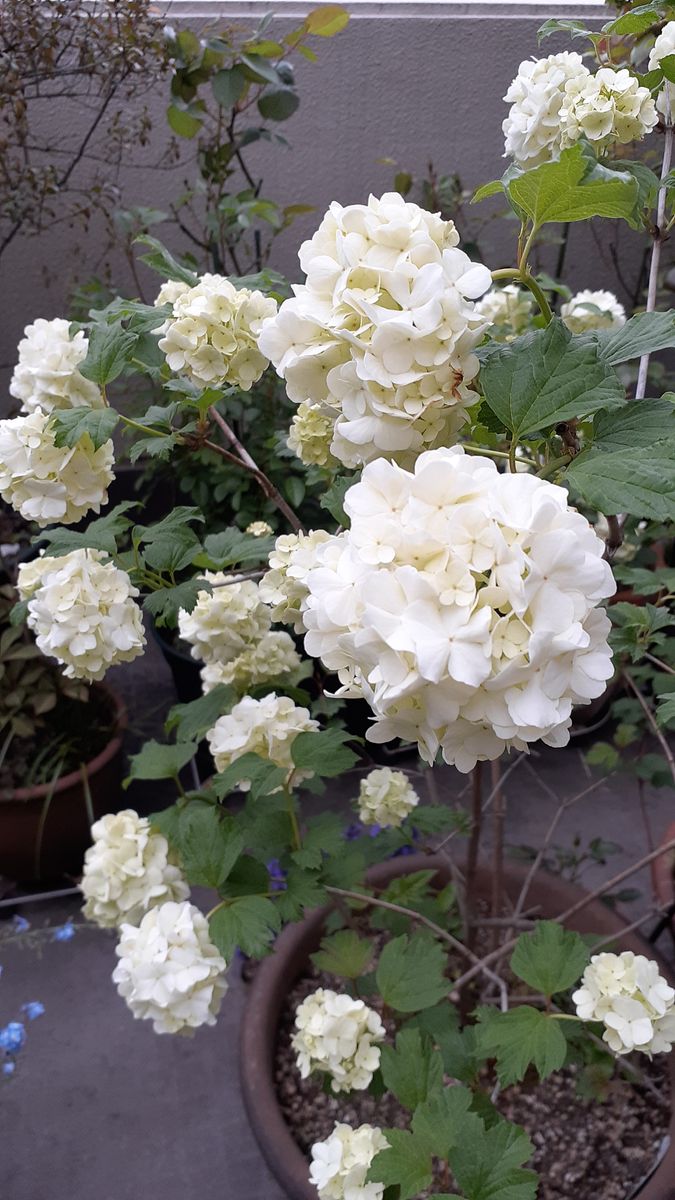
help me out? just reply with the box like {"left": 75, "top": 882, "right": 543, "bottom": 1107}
{"left": 291, "top": 727, "right": 360, "bottom": 778}
{"left": 505, "top": 144, "right": 639, "bottom": 228}
{"left": 125, "top": 739, "right": 198, "bottom": 785}
{"left": 209, "top": 895, "right": 281, "bottom": 958}
{"left": 510, "top": 921, "right": 590, "bottom": 997}
{"left": 379, "top": 1028, "right": 444, "bottom": 1110}
{"left": 166, "top": 685, "right": 235, "bottom": 743}
{"left": 50, "top": 406, "right": 119, "bottom": 450}
{"left": 143, "top": 578, "right": 211, "bottom": 627}
{"left": 593, "top": 311, "right": 675, "bottom": 365}
{"left": 291, "top": 811, "right": 345, "bottom": 869}
{"left": 174, "top": 801, "right": 244, "bottom": 888}
{"left": 135, "top": 234, "right": 199, "bottom": 284}
{"left": 210, "top": 753, "right": 287, "bottom": 800}
{"left": 311, "top": 930, "right": 374, "bottom": 979}
{"left": 407, "top": 1002, "right": 478, "bottom": 1083}
{"left": 450, "top": 1119, "right": 537, "bottom": 1200}
{"left": 193, "top": 527, "right": 275, "bottom": 571}
{"left": 475, "top": 1006, "right": 568, "bottom": 1087}
{"left": 376, "top": 933, "right": 449, "bottom": 1012}
{"left": 320, "top": 473, "right": 359, "bottom": 525}
{"left": 566, "top": 448, "right": 675, "bottom": 519}
{"left": 40, "top": 502, "right": 137, "bottom": 558}
{"left": 78, "top": 324, "right": 139, "bottom": 386}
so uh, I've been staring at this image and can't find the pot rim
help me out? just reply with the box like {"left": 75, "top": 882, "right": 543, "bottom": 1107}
{"left": 0, "top": 683, "right": 126, "bottom": 803}
{"left": 240, "top": 852, "right": 675, "bottom": 1200}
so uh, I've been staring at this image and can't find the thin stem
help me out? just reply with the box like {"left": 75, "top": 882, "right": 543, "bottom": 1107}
{"left": 119, "top": 414, "right": 170, "bottom": 439}
{"left": 636, "top": 88, "right": 673, "bottom": 399}
{"left": 622, "top": 671, "right": 675, "bottom": 788}
{"left": 490, "top": 759, "right": 506, "bottom": 934}
{"left": 285, "top": 786, "right": 302, "bottom": 852}
{"left": 462, "top": 443, "right": 538, "bottom": 470}
{"left": 537, "top": 454, "right": 572, "bottom": 480}
{"left": 465, "top": 763, "right": 483, "bottom": 949}
{"left": 508, "top": 440, "right": 518, "bottom": 474}
{"left": 208, "top": 405, "right": 305, "bottom": 533}
{"left": 645, "top": 652, "right": 675, "bottom": 677}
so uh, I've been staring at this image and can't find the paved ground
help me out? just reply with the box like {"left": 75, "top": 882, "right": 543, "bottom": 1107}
{"left": 2, "top": 634, "right": 674, "bottom": 1200}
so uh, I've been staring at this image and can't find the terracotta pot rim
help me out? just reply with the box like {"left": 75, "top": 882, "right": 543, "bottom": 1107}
{"left": 1, "top": 683, "right": 126, "bottom": 803}
{"left": 240, "top": 853, "right": 675, "bottom": 1200}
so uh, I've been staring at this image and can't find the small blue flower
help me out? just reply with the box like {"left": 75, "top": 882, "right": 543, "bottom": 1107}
{"left": 2, "top": 1060, "right": 16, "bottom": 1077}
{"left": 21, "top": 1001, "right": 45, "bottom": 1021}
{"left": 343, "top": 822, "right": 363, "bottom": 841}
{"left": 12, "top": 916, "right": 30, "bottom": 933}
{"left": 266, "top": 859, "right": 287, "bottom": 893}
{"left": 0, "top": 1022, "right": 26, "bottom": 1053}
{"left": 52, "top": 921, "right": 75, "bottom": 942}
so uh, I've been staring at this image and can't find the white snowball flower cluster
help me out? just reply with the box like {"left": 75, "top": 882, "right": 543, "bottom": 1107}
{"left": 293, "top": 989, "right": 385, "bottom": 1093}
{"left": 561, "top": 289, "right": 627, "bottom": 334}
{"left": 287, "top": 399, "right": 338, "bottom": 468}
{"left": 649, "top": 21, "right": 675, "bottom": 69}
{"left": 206, "top": 692, "right": 319, "bottom": 784}
{"left": 9, "top": 317, "right": 101, "bottom": 414}
{"left": 573, "top": 951, "right": 675, "bottom": 1056}
{"left": 357, "top": 767, "right": 420, "bottom": 828}
{"left": 258, "top": 192, "right": 492, "bottom": 469}
{"left": 260, "top": 530, "right": 333, "bottom": 632}
{"left": 0, "top": 408, "right": 114, "bottom": 527}
{"left": 156, "top": 274, "right": 277, "bottom": 389}
{"left": 200, "top": 630, "right": 301, "bottom": 694}
{"left": 154, "top": 279, "right": 190, "bottom": 308}
{"left": 475, "top": 285, "right": 535, "bottom": 342}
{"left": 292, "top": 448, "right": 615, "bottom": 773}
{"left": 113, "top": 901, "right": 228, "bottom": 1035}
{"left": 245, "top": 519, "right": 273, "bottom": 537}
{"left": 309, "top": 1123, "right": 389, "bottom": 1200}
{"left": 502, "top": 52, "right": 590, "bottom": 166}
{"left": 81, "top": 809, "right": 189, "bottom": 929}
{"left": 178, "top": 576, "right": 272, "bottom": 665}
{"left": 18, "top": 548, "right": 146, "bottom": 682}
{"left": 560, "top": 68, "right": 658, "bottom": 151}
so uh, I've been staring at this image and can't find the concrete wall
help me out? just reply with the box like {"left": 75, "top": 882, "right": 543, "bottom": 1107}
{"left": 2, "top": 0, "right": 644, "bottom": 404}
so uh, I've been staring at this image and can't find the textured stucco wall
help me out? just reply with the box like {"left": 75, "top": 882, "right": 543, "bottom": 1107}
{"left": 3, "top": 0, "right": 644, "bottom": 405}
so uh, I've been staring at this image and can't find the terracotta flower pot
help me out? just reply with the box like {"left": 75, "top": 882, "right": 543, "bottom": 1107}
{"left": 240, "top": 853, "right": 675, "bottom": 1200}
{"left": 0, "top": 685, "right": 126, "bottom": 883}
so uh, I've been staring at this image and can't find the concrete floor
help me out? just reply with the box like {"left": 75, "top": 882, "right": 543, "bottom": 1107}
{"left": 2, "top": 634, "right": 674, "bottom": 1200}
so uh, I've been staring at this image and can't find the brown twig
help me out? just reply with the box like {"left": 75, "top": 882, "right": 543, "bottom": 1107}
{"left": 490, "top": 759, "right": 506, "bottom": 938}
{"left": 206, "top": 405, "right": 305, "bottom": 533}
{"left": 622, "top": 670, "right": 675, "bottom": 787}
{"left": 465, "top": 763, "right": 483, "bottom": 950}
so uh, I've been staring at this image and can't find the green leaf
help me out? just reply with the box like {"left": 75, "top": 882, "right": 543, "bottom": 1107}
{"left": 211, "top": 65, "right": 247, "bottom": 108}
{"left": 471, "top": 179, "right": 504, "bottom": 204}
{"left": 166, "top": 684, "right": 235, "bottom": 742}
{"left": 656, "top": 695, "right": 675, "bottom": 728}
{"left": 566, "top": 447, "right": 675, "bottom": 519}
{"left": 379, "top": 1028, "right": 444, "bottom": 1110}
{"left": 40, "top": 501, "right": 137, "bottom": 557}
{"left": 275, "top": 866, "right": 325, "bottom": 921}
{"left": 604, "top": 160, "right": 660, "bottom": 223}
{"left": 510, "top": 921, "right": 589, "bottom": 996}
{"left": 135, "top": 235, "right": 199, "bottom": 286}
{"left": 602, "top": 4, "right": 662, "bottom": 35}
{"left": 311, "top": 930, "right": 374, "bottom": 979}
{"left": 291, "top": 811, "right": 345, "bottom": 870}
{"left": 507, "top": 143, "right": 639, "bottom": 228}
{"left": 475, "top": 1006, "right": 568, "bottom": 1087}
{"left": 9, "top": 599, "right": 28, "bottom": 627}
{"left": 240, "top": 53, "right": 283, "bottom": 85}
{"left": 590, "top": 398, "right": 675, "bottom": 451}
{"left": 128, "top": 432, "right": 182, "bottom": 464}
{"left": 407, "top": 1004, "right": 478, "bottom": 1084}
{"left": 593, "top": 311, "right": 675, "bottom": 365}
{"left": 176, "top": 802, "right": 243, "bottom": 888}
{"left": 367, "top": 1129, "right": 433, "bottom": 1200}
{"left": 195, "top": 527, "right": 274, "bottom": 570}
{"left": 144, "top": 578, "right": 210, "bottom": 628}
{"left": 125, "top": 739, "right": 197, "bottom": 785}
{"left": 79, "top": 326, "right": 138, "bottom": 386}
{"left": 258, "top": 86, "right": 300, "bottom": 121}
{"left": 291, "top": 727, "right": 359, "bottom": 778}
{"left": 479, "top": 318, "right": 625, "bottom": 439}
{"left": 167, "top": 101, "right": 203, "bottom": 138}
{"left": 537, "top": 17, "right": 595, "bottom": 42}
{"left": 411, "top": 1085, "right": 477, "bottom": 1160}
{"left": 449, "top": 1120, "right": 537, "bottom": 1200}
{"left": 210, "top": 753, "right": 287, "bottom": 801}
{"left": 304, "top": 5, "right": 349, "bottom": 36}
{"left": 50, "top": 406, "right": 119, "bottom": 450}
{"left": 148, "top": 803, "right": 182, "bottom": 847}
{"left": 376, "top": 933, "right": 448, "bottom": 1012}
{"left": 209, "top": 894, "right": 280, "bottom": 958}
{"left": 320, "top": 473, "right": 359, "bottom": 525}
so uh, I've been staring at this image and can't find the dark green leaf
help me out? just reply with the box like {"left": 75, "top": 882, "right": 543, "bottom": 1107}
{"left": 125, "top": 739, "right": 197, "bottom": 784}
{"left": 566, "top": 447, "right": 675, "bottom": 519}
{"left": 210, "top": 753, "right": 287, "bottom": 801}
{"left": 40, "top": 502, "right": 137, "bottom": 557}
{"left": 291, "top": 727, "right": 359, "bottom": 778}
{"left": 507, "top": 143, "right": 639, "bottom": 228}
{"left": 510, "top": 921, "right": 589, "bottom": 996}
{"left": 50, "top": 406, "right": 119, "bottom": 450}
{"left": 311, "top": 930, "right": 374, "bottom": 979}
{"left": 291, "top": 811, "right": 345, "bottom": 870}
{"left": 590, "top": 398, "right": 675, "bottom": 451}
{"left": 135, "top": 235, "right": 199, "bottom": 286}
{"left": 475, "top": 1006, "right": 568, "bottom": 1087}
{"left": 212, "top": 65, "right": 247, "bottom": 107}
{"left": 209, "top": 894, "right": 280, "bottom": 958}
{"left": 144, "top": 578, "right": 211, "bottom": 628}
{"left": 594, "top": 311, "right": 675, "bottom": 365}
{"left": 449, "top": 1120, "right": 537, "bottom": 1200}
{"left": 376, "top": 933, "right": 448, "bottom": 1012}
{"left": 275, "top": 866, "right": 325, "bottom": 921}
{"left": 379, "top": 1028, "right": 444, "bottom": 1110}
{"left": 79, "top": 327, "right": 138, "bottom": 386}
{"left": 411, "top": 1085, "right": 477, "bottom": 1160}
{"left": 258, "top": 86, "right": 300, "bottom": 121}
{"left": 166, "top": 684, "right": 235, "bottom": 742}
{"left": 320, "top": 473, "right": 359, "bottom": 525}
{"left": 367, "top": 1129, "right": 433, "bottom": 1200}
{"left": 177, "top": 802, "right": 243, "bottom": 888}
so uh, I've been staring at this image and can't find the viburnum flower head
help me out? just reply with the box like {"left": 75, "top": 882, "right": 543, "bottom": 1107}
{"left": 357, "top": 767, "right": 420, "bottom": 827}
{"left": 287, "top": 400, "right": 338, "bottom": 468}
{"left": 154, "top": 279, "right": 191, "bottom": 308}
{"left": 18, "top": 548, "right": 146, "bottom": 682}
{"left": 260, "top": 529, "right": 332, "bottom": 633}
{"left": 560, "top": 68, "right": 658, "bottom": 151}
{"left": 10, "top": 317, "right": 101, "bottom": 414}
{"left": 475, "top": 285, "right": 535, "bottom": 341}
{"left": 0, "top": 408, "right": 114, "bottom": 527}
{"left": 258, "top": 192, "right": 492, "bottom": 469}
{"left": 502, "top": 52, "right": 590, "bottom": 166}
{"left": 649, "top": 21, "right": 675, "bottom": 70}
{"left": 573, "top": 951, "right": 675, "bottom": 1056}
{"left": 245, "top": 520, "right": 273, "bottom": 537}
{"left": 206, "top": 692, "right": 319, "bottom": 785}
{"left": 295, "top": 447, "right": 615, "bottom": 773}
{"left": 112, "top": 901, "right": 227, "bottom": 1035}
{"left": 178, "top": 575, "right": 272, "bottom": 665}
{"left": 156, "top": 274, "right": 277, "bottom": 389}
{"left": 200, "top": 630, "right": 301, "bottom": 694}
{"left": 293, "top": 989, "right": 385, "bottom": 1092}
{"left": 561, "top": 289, "right": 626, "bottom": 334}
{"left": 81, "top": 809, "right": 189, "bottom": 929}
{"left": 309, "top": 1123, "right": 389, "bottom": 1200}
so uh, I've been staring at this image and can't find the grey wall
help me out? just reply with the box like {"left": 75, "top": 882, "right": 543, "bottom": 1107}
{"left": 2, "top": 0, "right": 644, "bottom": 404}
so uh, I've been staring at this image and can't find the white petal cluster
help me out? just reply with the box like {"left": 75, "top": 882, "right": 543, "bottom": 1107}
{"left": 357, "top": 767, "right": 420, "bottom": 828}
{"left": 18, "top": 548, "right": 146, "bottom": 682}
{"left": 502, "top": 52, "right": 590, "bottom": 166}
{"left": 0, "top": 408, "right": 114, "bottom": 527}
{"left": 260, "top": 530, "right": 333, "bottom": 633}
{"left": 475, "top": 285, "right": 535, "bottom": 342}
{"left": 287, "top": 400, "right": 338, "bottom": 468}
{"left": 245, "top": 520, "right": 273, "bottom": 537}
{"left": 560, "top": 68, "right": 658, "bottom": 152}
{"left": 258, "top": 193, "right": 492, "bottom": 469}
{"left": 112, "top": 901, "right": 227, "bottom": 1035}
{"left": 178, "top": 575, "right": 272, "bottom": 665}
{"left": 9, "top": 317, "right": 101, "bottom": 414}
{"left": 648, "top": 21, "right": 675, "bottom": 70}
{"left": 200, "top": 630, "right": 301, "bottom": 693}
{"left": 156, "top": 274, "right": 277, "bottom": 389}
{"left": 206, "top": 692, "right": 319, "bottom": 784}
{"left": 294, "top": 448, "right": 615, "bottom": 773}
{"left": 154, "top": 279, "right": 191, "bottom": 308}
{"left": 561, "top": 289, "right": 626, "bottom": 334}
{"left": 309, "top": 1123, "right": 389, "bottom": 1200}
{"left": 293, "top": 989, "right": 385, "bottom": 1093}
{"left": 81, "top": 809, "right": 189, "bottom": 928}
{"left": 573, "top": 951, "right": 675, "bottom": 1056}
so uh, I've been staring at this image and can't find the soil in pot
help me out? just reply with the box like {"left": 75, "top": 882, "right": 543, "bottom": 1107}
{"left": 0, "top": 684, "right": 117, "bottom": 793}
{"left": 273, "top": 957, "right": 671, "bottom": 1200}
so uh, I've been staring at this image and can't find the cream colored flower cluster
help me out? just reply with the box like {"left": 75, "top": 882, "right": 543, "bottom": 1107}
{"left": 206, "top": 692, "right": 319, "bottom": 785}
{"left": 573, "top": 952, "right": 675, "bottom": 1056}
{"left": 81, "top": 810, "right": 189, "bottom": 929}
{"left": 561, "top": 289, "right": 626, "bottom": 334}
{"left": 260, "top": 530, "right": 333, "bottom": 633}
{"left": 258, "top": 192, "right": 492, "bottom": 469}
{"left": 18, "top": 548, "right": 146, "bottom": 682}
{"left": 560, "top": 68, "right": 658, "bottom": 152}
{"left": 356, "top": 767, "right": 420, "bottom": 828}
{"left": 200, "top": 631, "right": 300, "bottom": 695}
{"left": 112, "top": 901, "right": 228, "bottom": 1035}
{"left": 0, "top": 407, "right": 114, "bottom": 527}
{"left": 287, "top": 399, "right": 338, "bottom": 468}
{"left": 309, "top": 1123, "right": 389, "bottom": 1200}
{"left": 292, "top": 988, "right": 385, "bottom": 1093}
{"left": 9, "top": 317, "right": 101, "bottom": 414}
{"left": 474, "top": 284, "right": 535, "bottom": 342}
{"left": 290, "top": 448, "right": 615, "bottom": 773}
{"left": 156, "top": 274, "right": 277, "bottom": 390}
{"left": 245, "top": 520, "right": 273, "bottom": 537}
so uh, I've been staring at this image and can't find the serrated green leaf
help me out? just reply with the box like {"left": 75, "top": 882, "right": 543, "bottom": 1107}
{"left": 148, "top": 803, "right": 182, "bottom": 847}
{"left": 566, "top": 447, "right": 675, "bottom": 519}
{"left": 209, "top": 894, "right": 280, "bottom": 958}
{"left": 594, "top": 311, "right": 675, "bottom": 365}
{"left": 125, "top": 739, "right": 197, "bottom": 785}
{"left": 376, "top": 933, "right": 448, "bottom": 1013}
{"left": 367, "top": 1129, "right": 433, "bottom": 1200}
{"left": 411, "top": 1084, "right": 477, "bottom": 1159}
{"left": 128, "top": 432, "right": 181, "bottom": 463}
{"left": 510, "top": 921, "right": 589, "bottom": 996}
{"left": 311, "top": 929, "right": 374, "bottom": 980}
{"left": 166, "top": 684, "right": 235, "bottom": 742}
{"left": 449, "top": 1120, "right": 537, "bottom": 1200}
{"left": 479, "top": 318, "right": 625, "bottom": 439}
{"left": 407, "top": 1004, "right": 479, "bottom": 1084}
{"left": 210, "top": 753, "right": 287, "bottom": 801}
{"left": 144, "top": 578, "right": 210, "bottom": 628}
{"left": 135, "top": 235, "right": 199, "bottom": 286}
{"left": 590, "top": 398, "right": 675, "bottom": 451}
{"left": 291, "top": 727, "right": 359, "bottom": 778}
{"left": 292, "top": 811, "right": 345, "bottom": 869}
{"left": 507, "top": 143, "right": 639, "bottom": 228}
{"left": 79, "top": 327, "right": 138, "bottom": 386}
{"left": 50, "top": 406, "right": 119, "bottom": 450}
{"left": 471, "top": 179, "right": 504, "bottom": 204}
{"left": 195, "top": 527, "right": 274, "bottom": 570}
{"left": 320, "top": 473, "right": 359, "bottom": 526}
{"left": 379, "top": 1028, "right": 444, "bottom": 1110}
{"left": 602, "top": 4, "right": 662, "bottom": 35}
{"left": 176, "top": 801, "right": 243, "bottom": 888}
{"left": 274, "top": 866, "right": 325, "bottom": 921}
{"left": 40, "top": 502, "right": 136, "bottom": 557}
{"left": 475, "top": 1006, "right": 567, "bottom": 1087}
